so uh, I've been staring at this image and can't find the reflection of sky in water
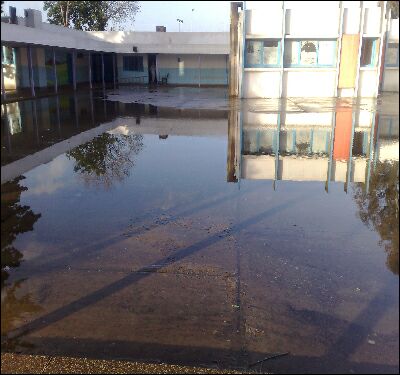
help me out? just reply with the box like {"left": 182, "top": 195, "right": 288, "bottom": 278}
{"left": 1, "top": 93, "right": 398, "bottom": 372}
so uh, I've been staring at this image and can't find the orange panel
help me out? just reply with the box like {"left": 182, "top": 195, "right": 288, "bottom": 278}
{"left": 333, "top": 111, "right": 353, "bottom": 160}
{"left": 338, "top": 35, "right": 360, "bottom": 89}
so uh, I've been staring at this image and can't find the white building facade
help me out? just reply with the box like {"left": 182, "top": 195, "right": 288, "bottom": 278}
{"left": 230, "top": 1, "right": 399, "bottom": 98}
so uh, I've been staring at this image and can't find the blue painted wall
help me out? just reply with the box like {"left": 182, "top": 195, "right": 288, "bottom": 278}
{"left": 158, "top": 68, "right": 227, "bottom": 85}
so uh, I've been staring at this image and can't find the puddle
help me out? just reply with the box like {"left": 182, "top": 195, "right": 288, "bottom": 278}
{"left": 1, "top": 90, "right": 399, "bottom": 373}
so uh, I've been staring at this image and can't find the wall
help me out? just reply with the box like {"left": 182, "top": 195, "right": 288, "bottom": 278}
{"left": 1, "top": 22, "right": 229, "bottom": 55}
{"left": 382, "top": 19, "right": 399, "bottom": 92}
{"left": 117, "top": 54, "right": 148, "bottom": 83}
{"left": 157, "top": 54, "right": 228, "bottom": 85}
{"left": 238, "top": 1, "right": 393, "bottom": 98}
{"left": 282, "top": 70, "right": 337, "bottom": 97}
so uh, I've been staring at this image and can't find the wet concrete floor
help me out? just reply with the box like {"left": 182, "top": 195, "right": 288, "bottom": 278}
{"left": 1, "top": 88, "right": 399, "bottom": 374}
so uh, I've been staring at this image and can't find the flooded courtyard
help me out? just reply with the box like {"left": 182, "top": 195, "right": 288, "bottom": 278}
{"left": 1, "top": 88, "right": 399, "bottom": 374}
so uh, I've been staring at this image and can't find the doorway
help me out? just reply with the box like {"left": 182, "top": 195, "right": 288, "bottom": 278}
{"left": 148, "top": 54, "right": 157, "bottom": 84}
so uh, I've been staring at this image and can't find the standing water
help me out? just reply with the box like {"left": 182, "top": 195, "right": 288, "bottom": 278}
{"left": 1, "top": 89, "right": 399, "bottom": 373}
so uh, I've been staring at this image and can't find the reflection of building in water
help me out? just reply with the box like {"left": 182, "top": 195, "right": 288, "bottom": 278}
{"left": 1, "top": 102, "right": 21, "bottom": 135}
{"left": 227, "top": 104, "right": 399, "bottom": 192}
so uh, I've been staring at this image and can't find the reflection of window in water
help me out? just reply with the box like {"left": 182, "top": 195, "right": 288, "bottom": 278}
{"left": 2, "top": 46, "right": 15, "bottom": 65}
{"left": 300, "top": 41, "right": 317, "bottom": 65}
{"left": 385, "top": 43, "right": 399, "bottom": 66}
{"left": 7, "top": 103, "right": 22, "bottom": 135}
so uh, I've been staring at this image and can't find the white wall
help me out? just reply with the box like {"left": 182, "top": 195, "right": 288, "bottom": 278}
{"left": 282, "top": 70, "right": 337, "bottom": 97}
{"left": 243, "top": 71, "right": 281, "bottom": 98}
{"left": 241, "top": 155, "right": 367, "bottom": 182}
{"left": 285, "top": 7, "right": 340, "bottom": 37}
{"left": 343, "top": 7, "right": 361, "bottom": 34}
{"left": 363, "top": 7, "right": 382, "bottom": 35}
{"left": 1, "top": 22, "right": 229, "bottom": 55}
{"left": 382, "top": 69, "right": 399, "bottom": 92}
{"left": 245, "top": 9, "right": 283, "bottom": 38}
{"left": 358, "top": 69, "right": 378, "bottom": 97}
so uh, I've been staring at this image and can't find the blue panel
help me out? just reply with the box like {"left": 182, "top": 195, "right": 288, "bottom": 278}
{"left": 158, "top": 68, "right": 227, "bottom": 85}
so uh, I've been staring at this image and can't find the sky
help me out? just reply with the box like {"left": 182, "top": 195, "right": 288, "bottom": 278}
{"left": 3, "top": 1, "right": 231, "bottom": 32}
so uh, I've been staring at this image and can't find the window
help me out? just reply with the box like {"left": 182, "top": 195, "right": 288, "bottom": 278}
{"left": 360, "top": 38, "right": 378, "bottom": 67}
{"left": 245, "top": 39, "right": 281, "bottom": 67}
{"left": 284, "top": 40, "right": 337, "bottom": 67}
{"left": 385, "top": 42, "right": 399, "bottom": 67}
{"left": 123, "top": 56, "right": 144, "bottom": 71}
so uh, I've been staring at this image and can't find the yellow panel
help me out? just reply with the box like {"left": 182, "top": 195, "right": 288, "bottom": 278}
{"left": 338, "top": 34, "right": 360, "bottom": 89}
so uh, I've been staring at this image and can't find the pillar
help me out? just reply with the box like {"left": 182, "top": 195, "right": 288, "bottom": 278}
{"left": 53, "top": 48, "right": 58, "bottom": 94}
{"left": 27, "top": 45, "right": 35, "bottom": 97}
{"left": 101, "top": 53, "right": 105, "bottom": 89}
{"left": 72, "top": 50, "right": 77, "bottom": 91}
{"left": 1, "top": 45, "right": 6, "bottom": 100}
{"left": 113, "top": 53, "right": 116, "bottom": 89}
{"left": 88, "top": 52, "right": 92, "bottom": 89}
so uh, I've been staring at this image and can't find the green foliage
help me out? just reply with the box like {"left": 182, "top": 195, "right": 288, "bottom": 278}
{"left": 43, "top": 1, "right": 140, "bottom": 31}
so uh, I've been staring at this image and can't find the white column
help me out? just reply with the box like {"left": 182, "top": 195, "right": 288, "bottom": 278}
{"left": 1, "top": 45, "right": 6, "bottom": 100}
{"left": 198, "top": 54, "right": 201, "bottom": 87}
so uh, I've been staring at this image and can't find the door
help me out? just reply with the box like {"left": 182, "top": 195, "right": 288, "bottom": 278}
{"left": 148, "top": 54, "right": 157, "bottom": 84}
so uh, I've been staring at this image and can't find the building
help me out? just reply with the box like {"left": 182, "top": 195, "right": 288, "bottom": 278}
{"left": 229, "top": 1, "right": 399, "bottom": 98}
{"left": 1, "top": 8, "right": 229, "bottom": 101}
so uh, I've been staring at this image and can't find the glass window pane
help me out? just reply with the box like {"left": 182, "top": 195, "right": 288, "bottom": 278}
{"left": 318, "top": 41, "right": 336, "bottom": 65}
{"left": 246, "top": 40, "right": 262, "bottom": 65}
{"left": 263, "top": 41, "right": 279, "bottom": 65}
{"left": 300, "top": 41, "right": 317, "bottom": 65}
{"left": 386, "top": 43, "right": 398, "bottom": 66}
{"left": 284, "top": 41, "right": 299, "bottom": 66}
{"left": 361, "top": 38, "right": 374, "bottom": 66}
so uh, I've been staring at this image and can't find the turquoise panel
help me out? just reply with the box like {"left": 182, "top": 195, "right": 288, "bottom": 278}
{"left": 158, "top": 68, "right": 227, "bottom": 85}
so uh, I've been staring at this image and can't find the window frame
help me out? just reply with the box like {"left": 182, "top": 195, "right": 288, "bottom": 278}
{"left": 245, "top": 39, "right": 282, "bottom": 68}
{"left": 360, "top": 37, "right": 379, "bottom": 68}
{"left": 284, "top": 39, "right": 337, "bottom": 68}
{"left": 123, "top": 55, "right": 144, "bottom": 72}
{"left": 385, "top": 42, "right": 399, "bottom": 67}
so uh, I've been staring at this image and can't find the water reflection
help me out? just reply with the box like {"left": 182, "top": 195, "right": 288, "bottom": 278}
{"left": 227, "top": 104, "right": 399, "bottom": 193}
{"left": 66, "top": 133, "right": 144, "bottom": 189}
{"left": 0, "top": 93, "right": 398, "bottom": 372}
{"left": 227, "top": 104, "right": 399, "bottom": 274}
{"left": 354, "top": 161, "right": 399, "bottom": 275}
{"left": 1, "top": 176, "right": 41, "bottom": 288}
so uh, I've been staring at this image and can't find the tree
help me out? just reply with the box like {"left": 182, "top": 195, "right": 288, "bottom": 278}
{"left": 66, "top": 133, "right": 144, "bottom": 189}
{"left": 43, "top": 1, "right": 140, "bottom": 31}
{"left": 1, "top": 1, "right": 4, "bottom": 14}
{"left": 387, "top": 1, "right": 399, "bottom": 18}
{"left": 353, "top": 161, "right": 399, "bottom": 275}
{"left": 1, "top": 176, "right": 41, "bottom": 287}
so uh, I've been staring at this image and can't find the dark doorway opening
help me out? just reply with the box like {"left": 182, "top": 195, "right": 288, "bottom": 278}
{"left": 148, "top": 54, "right": 157, "bottom": 84}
